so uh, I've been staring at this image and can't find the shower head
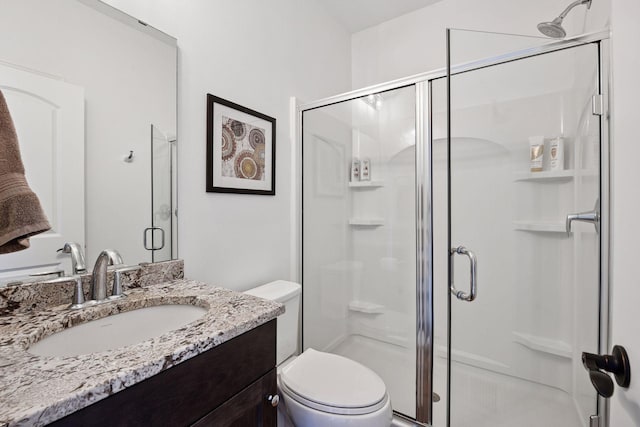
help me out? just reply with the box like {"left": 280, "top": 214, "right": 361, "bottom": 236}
{"left": 537, "top": 0, "right": 592, "bottom": 39}
{"left": 537, "top": 18, "right": 566, "bottom": 39}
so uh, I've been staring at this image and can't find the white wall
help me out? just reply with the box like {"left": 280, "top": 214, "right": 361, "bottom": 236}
{"left": 102, "top": 0, "right": 352, "bottom": 290}
{"left": 351, "top": 0, "right": 610, "bottom": 89}
{"left": 609, "top": 0, "right": 640, "bottom": 424}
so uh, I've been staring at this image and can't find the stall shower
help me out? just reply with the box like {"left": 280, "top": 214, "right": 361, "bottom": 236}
{"left": 299, "top": 29, "right": 609, "bottom": 426}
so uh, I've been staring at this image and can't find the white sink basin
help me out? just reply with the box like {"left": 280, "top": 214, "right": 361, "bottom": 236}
{"left": 28, "top": 304, "right": 208, "bottom": 357}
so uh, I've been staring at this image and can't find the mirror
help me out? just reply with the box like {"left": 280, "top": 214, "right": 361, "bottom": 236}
{"left": 0, "top": 0, "right": 177, "bottom": 285}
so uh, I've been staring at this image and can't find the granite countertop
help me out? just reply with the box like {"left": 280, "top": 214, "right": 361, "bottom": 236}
{"left": 0, "top": 278, "right": 284, "bottom": 427}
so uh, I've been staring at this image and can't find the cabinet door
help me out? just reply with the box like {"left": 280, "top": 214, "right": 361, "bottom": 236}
{"left": 192, "top": 369, "right": 277, "bottom": 427}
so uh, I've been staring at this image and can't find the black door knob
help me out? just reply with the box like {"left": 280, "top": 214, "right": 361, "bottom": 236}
{"left": 582, "top": 345, "right": 631, "bottom": 398}
{"left": 588, "top": 369, "right": 614, "bottom": 398}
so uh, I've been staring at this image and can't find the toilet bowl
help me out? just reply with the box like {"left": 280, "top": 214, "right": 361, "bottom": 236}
{"left": 245, "top": 281, "right": 392, "bottom": 427}
{"left": 278, "top": 348, "right": 392, "bottom": 427}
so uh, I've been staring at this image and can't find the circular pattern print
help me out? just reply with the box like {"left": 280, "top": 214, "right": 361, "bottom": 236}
{"left": 228, "top": 119, "right": 246, "bottom": 140}
{"left": 248, "top": 128, "right": 265, "bottom": 149}
{"left": 221, "top": 125, "right": 237, "bottom": 161}
{"left": 252, "top": 143, "right": 266, "bottom": 168}
{"left": 234, "top": 150, "right": 262, "bottom": 180}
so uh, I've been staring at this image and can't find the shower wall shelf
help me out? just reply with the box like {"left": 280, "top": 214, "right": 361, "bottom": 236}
{"left": 513, "top": 170, "right": 574, "bottom": 182}
{"left": 512, "top": 221, "right": 566, "bottom": 233}
{"left": 512, "top": 331, "right": 572, "bottom": 359}
{"left": 348, "top": 180, "right": 384, "bottom": 188}
{"left": 348, "top": 300, "right": 385, "bottom": 314}
{"left": 513, "top": 169, "right": 598, "bottom": 182}
{"left": 349, "top": 218, "right": 385, "bottom": 227}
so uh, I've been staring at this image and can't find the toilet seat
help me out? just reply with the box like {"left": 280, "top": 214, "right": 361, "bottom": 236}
{"left": 279, "top": 348, "right": 389, "bottom": 416}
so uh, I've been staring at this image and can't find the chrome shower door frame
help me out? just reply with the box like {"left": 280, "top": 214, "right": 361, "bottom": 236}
{"left": 415, "top": 80, "right": 435, "bottom": 423}
{"left": 298, "top": 79, "right": 437, "bottom": 424}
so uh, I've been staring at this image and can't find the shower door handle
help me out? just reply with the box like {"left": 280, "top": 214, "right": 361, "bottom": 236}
{"left": 450, "top": 246, "right": 477, "bottom": 302}
{"left": 144, "top": 227, "right": 165, "bottom": 250}
{"left": 566, "top": 199, "right": 600, "bottom": 236}
{"left": 566, "top": 210, "right": 600, "bottom": 235}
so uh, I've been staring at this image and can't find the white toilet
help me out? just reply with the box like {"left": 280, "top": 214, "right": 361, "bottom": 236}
{"left": 245, "top": 280, "right": 392, "bottom": 427}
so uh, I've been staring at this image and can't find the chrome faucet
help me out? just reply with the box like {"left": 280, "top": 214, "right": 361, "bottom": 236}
{"left": 90, "top": 249, "right": 123, "bottom": 301}
{"left": 57, "top": 242, "right": 86, "bottom": 275}
{"left": 102, "top": 249, "right": 123, "bottom": 265}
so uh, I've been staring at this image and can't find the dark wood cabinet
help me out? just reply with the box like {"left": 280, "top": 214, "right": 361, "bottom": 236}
{"left": 192, "top": 369, "right": 276, "bottom": 427}
{"left": 50, "top": 320, "right": 277, "bottom": 427}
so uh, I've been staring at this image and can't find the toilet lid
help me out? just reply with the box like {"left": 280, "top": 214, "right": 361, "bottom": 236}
{"left": 280, "top": 348, "right": 388, "bottom": 415}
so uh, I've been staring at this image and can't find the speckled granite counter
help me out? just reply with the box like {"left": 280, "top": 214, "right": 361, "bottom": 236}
{"left": 0, "top": 269, "right": 283, "bottom": 427}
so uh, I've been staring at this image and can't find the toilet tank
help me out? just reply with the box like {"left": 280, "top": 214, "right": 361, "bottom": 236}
{"left": 244, "top": 280, "right": 301, "bottom": 365}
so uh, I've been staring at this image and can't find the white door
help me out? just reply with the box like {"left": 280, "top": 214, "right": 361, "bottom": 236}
{"left": 0, "top": 63, "right": 84, "bottom": 283}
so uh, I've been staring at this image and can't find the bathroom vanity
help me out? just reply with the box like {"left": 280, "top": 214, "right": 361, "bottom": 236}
{"left": 0, "top": 260, "right": 283, "bottom": 426}
{"left": 51, "top": 321, "right": 277, "bottom": 426}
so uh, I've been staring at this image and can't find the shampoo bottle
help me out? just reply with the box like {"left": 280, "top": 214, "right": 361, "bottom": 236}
{"left": 529, "top": 136, "right": 544, "bottom": 172}
{"left": 350, "top": 158, "right": 360, "bottom": 181}
{"left": 549, "top": 136, "right": 565, "bottom": 171}
{"left": 361, "top": 158, "right": 371, "bottom": 181}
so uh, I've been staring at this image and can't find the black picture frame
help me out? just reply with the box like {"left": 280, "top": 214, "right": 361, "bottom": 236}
{"left": 206, "top": 94, "right": 276, "bottom": 195}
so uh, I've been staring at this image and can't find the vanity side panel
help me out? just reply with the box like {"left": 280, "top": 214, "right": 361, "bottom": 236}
{"left": 49, "top": 319, "right": 276, "bottom": 426}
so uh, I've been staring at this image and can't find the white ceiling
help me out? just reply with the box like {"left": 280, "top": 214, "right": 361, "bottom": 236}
{"left": 319, "top": 0, "right": 444, "bottom": 33}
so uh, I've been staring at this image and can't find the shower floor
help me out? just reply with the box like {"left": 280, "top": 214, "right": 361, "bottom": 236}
{"left": 333, "top": 334, "right": 584, "bottom": 427}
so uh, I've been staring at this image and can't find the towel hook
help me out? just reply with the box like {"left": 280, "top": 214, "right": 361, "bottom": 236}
{"left": 123, "top": 150, "right": 134, "bottom": 163}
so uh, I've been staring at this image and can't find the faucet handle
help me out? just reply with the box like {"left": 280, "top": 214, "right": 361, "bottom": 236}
{"left": 70, "top": 277, "right": 86, "bottom": 309}
{"left": 109, "top": 270, "right": 124, "bottom": 299}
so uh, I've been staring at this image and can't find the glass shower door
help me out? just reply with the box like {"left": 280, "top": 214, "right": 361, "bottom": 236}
{"left": 447, "top": 33, "right": 602, "bottom": 427}
{"left": 149, "top": 124, "right": 174, "bottom": 262}
{"left": 302, "top": 85, "right": 420, "bottom": 419}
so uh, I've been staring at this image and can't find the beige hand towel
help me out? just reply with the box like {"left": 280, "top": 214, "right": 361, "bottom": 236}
{"left": 0, "top": 89, "right": 51, "bottom": 254}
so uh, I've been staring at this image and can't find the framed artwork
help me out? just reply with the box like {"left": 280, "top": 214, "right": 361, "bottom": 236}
{"left": 206, "top": 94, "right": 275, "bottom": 195}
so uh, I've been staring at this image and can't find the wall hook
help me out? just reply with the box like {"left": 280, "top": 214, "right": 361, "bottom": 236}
{"left": 124, "top": 150, "right": 134, "bottom": 163}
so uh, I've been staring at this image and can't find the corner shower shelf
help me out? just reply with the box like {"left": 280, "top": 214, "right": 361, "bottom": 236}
{"left": 513, "top": 170, "right": 574, "bottom": 182}
{"left": 348, "top": 180, "right": 384, "bottom": 188}
{"left": 512, "top": 331, "right": 572, "bottom": 359}
{"left": 513, "top": 221, "right": 566, "bottom": 233}
{"left": 348, "top": 301, "right": 385, "bottom": 314}
{"left": 349, "top": 218, "right": 384, "bottom": 227}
